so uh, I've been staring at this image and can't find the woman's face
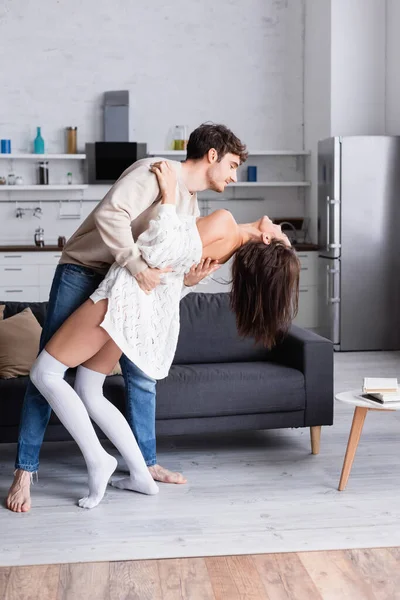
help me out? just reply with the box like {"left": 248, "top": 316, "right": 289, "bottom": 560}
{"left": 257, "top": 216, "right": 291, "bottom": 247}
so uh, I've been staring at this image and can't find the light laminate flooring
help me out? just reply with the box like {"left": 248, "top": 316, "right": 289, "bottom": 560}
{"left": 0, "top": 351, "right": 400, "bottom": 567}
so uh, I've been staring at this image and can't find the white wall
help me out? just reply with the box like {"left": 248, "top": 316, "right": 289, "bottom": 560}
{"left": 0, "top": 0, "right": 304, "bottom": 151}
{"left": 304, "top": 0, "right": 395, "bottom": 242}
{"left": 0, "top": 0, "right": 307, "bottom": 245}
{"left": 304, "top": 0, "right": 331, "bottom": 243}
{"left": 330, "top": 0, "right": 386, "bottom": 136}
{"left": 385, "top": 0, "right": 400, "bottom": 134}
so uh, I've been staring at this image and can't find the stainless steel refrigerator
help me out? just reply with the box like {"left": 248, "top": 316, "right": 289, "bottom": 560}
{"left": 317, "top": 136, "right": 400, "bottom": 351}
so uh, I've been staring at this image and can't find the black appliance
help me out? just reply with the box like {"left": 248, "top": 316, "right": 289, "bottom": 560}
{"left": 86, "top": 142, "right": 148, "bottom": 184}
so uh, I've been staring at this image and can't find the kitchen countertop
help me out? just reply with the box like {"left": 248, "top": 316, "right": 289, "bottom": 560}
{"left": 0, "top": 245, "right": 63, "bottom": 252}
{"left": 0, "top": 243, "right": 320, "bottom": 252}
{"left": 292, "top": 243, "right": 319, "bottom": 251}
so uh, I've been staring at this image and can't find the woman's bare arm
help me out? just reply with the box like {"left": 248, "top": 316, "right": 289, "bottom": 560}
{"left": 197, "top": 209, "right": 240, "bottom": 263}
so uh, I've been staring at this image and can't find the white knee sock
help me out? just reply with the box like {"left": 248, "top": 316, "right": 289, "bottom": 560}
{"left": 30, "top": 350, "right": 118, "bottom": 509}
{"left": 74, "top": 365, "right": 158, "bottom": 495}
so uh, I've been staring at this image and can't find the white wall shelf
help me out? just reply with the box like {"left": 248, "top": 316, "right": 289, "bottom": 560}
{"left": 233, "top": 181, "right": 310, "bottom": 187}
{"left": 0, "top": 154, "right": 86, "bottom": 160}
{"left": 148, "top": 150, "right": 310, "bottom": 156}
{"left": 0, "top": 185, "right": 88, "bottom": 191}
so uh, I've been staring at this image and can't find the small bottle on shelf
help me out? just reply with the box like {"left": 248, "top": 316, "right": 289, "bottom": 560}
{"left": 38, "top": 161, "right": 49, "bottom": 185}
{"left": 66, "top": 127, "right": 77, "bottom": 154}
{"left": 34, "top": 127, "right": 45, "bottom": 154}
{"left": 173, "top": 125, "right": 188, "bottom": 151}
{"left": 67, "top": 172, "right": 73, "bottom": 185}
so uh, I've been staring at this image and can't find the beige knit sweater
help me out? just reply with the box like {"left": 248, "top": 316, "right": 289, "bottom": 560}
{"left": 59, "top": 158, "right": 199, "bottom": 276}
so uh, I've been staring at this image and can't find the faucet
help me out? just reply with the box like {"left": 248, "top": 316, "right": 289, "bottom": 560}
{"left": 276, "top": 221, "right": 298, "bottom": 245}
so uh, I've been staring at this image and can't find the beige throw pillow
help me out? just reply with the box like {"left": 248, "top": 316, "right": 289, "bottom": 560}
{"left": 0, "top": 308, "right": 42, "bottom": 379}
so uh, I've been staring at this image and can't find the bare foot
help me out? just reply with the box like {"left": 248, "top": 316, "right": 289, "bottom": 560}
{"left": 148, "top": 464, "right": 187, "bottom": 484}
{"left": 6, "top": 469, "right": 32, "bottom": 513}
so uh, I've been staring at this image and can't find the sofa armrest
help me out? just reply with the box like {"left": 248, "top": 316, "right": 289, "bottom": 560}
{"left": 270, "top": 325, "right": 334, "bottom": 427}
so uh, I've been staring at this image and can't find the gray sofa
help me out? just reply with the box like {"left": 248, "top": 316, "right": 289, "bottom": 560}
{"left": 0, "top": 293, "right": 334, "bottom": 453}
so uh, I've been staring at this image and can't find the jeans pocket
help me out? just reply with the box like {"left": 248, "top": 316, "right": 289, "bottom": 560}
{"left": 63, "top": 264, "right": 104, "bottom": 280}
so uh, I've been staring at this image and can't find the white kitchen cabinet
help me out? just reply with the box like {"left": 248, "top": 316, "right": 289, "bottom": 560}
{"left": 0, "top": 249, "right": 319, "bottom": 327}
{"left": 0, "top": 251, "right": 62, "bottom": 302}
{"left": 0, "top": 265, "right": 39, "bottom": 286}
{"left": 293, "top": 251, "right": 318, "bottom": 328}
{"left": 0, "top": 286, "right": 41, "bottom": 302}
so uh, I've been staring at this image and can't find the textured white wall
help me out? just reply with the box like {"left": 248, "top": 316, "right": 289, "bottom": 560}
{"left": 0, "top": 0, "right": 304, "bottom": 151}
{"left": 304, "top": 0, "right": 331, "bottom": 243}
{"left": 0, "top": 0, "right": 306, "bottom": 245}
{"left": 386, "top": 0, "right": 400, "bottom": 134}
{"left": 330, "top": 0, "right": 386, "bottom": 136}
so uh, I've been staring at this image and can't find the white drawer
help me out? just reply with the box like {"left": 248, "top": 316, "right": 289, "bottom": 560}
{"left": 293, "top": 285, "right": 318, "bottom": 328}
{"left": 35, "top": 252, "right": 62, "bottom": 265}
{"left": 296, "top": 251, "right": 317, "bottom": 265}
{"left": 0, "top": 252, "right": 62, "bottom": 265}
{"left": 39, "top": 264, "right": 57, "bottom": 286}
{"left": 0, "top": 265, "right": 39, "bottom": 286}
{"left": 0, "top": 286, "right": 41, "bottom": 302}
{"left": 39, "top": 286, "right": 51, "bottom": 302}
{"left": 299, "top": 263, "right": 317, "bottom": 286}
{"left": 297, "top": 252, "right": 317, "bottom": 286}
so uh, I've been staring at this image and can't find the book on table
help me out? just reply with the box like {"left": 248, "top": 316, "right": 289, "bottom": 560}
{"left": 362, "top": 377, "right": 399, "bottom": 404}
{"left": 362, "top": 377, "right": 398, "bottom": 394}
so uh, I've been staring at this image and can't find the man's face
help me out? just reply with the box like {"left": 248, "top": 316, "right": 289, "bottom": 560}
{"left": 206, "top": 152, "right": 240, "bottom": 193}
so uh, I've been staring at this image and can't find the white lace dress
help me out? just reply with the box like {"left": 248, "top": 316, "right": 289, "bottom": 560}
{"left": 90, "top": 204, "right": 202, "bottom": 380}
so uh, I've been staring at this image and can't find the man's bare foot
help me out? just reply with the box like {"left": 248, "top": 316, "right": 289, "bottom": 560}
{"left": 148, "top": 464, "right": 187, "bottom": 484}
{"left": 6, "top": 469, "right": 32, "bottom": 513}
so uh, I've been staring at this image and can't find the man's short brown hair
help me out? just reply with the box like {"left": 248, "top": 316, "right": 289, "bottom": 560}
{"left": 186, "top": 123, "right": 248, "bottom": 164}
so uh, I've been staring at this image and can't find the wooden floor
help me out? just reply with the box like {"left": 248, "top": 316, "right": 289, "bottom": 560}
{"left": 1, "top": 548, "right": 400, "bottom": 599}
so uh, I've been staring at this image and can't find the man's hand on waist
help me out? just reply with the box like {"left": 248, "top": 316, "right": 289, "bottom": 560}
{"left": 184, "top": 258, "right": 220, "bottom": 287}
{"left": 135, "top": 266, "right": 173, "bottom": 295}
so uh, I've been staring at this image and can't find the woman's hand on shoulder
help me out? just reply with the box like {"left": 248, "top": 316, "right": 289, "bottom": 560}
{"left": 150, "top": 161, "right": 177, "bottom": 204}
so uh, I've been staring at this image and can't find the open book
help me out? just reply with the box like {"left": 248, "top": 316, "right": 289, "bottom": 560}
{"left": 361, "top": 392, "right": 400, "bottom": 404}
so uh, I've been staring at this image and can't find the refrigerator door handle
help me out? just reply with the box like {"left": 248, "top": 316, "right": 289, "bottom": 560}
{"left": 326, "top": 265, "right": 330, "bottom": 302}
{"left": 328, "top": 267, "right": 340, "bottom": 304}
{"left": 326, "top": 196, "right": 330, "bottom": 251}
{"left": 327, "top": 197, "right": 341, "bottom": 251}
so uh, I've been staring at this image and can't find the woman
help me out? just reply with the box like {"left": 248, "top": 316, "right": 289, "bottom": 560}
{"left": 30, "top": 162, "right": 300, "bottom": 509}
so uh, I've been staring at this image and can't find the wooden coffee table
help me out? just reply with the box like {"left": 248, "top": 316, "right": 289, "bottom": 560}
{"left": 336, "top": 390, "right": 400, "bottom": 491}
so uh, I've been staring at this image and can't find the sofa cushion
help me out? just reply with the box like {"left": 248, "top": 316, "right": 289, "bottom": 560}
{"left": 2, "top": 301, "right": 47, "bottom": 328}
{"left": 156, "top": 362, "right": 305, "bottom": 419}
{"left": 175, "top": 293, "right": 272, "bottom": 365}
{"left": 0, "top": 376, "right": 28, "bottom": 425}
{"left": 0, "top": 308, "right": 42, "bottom": 379}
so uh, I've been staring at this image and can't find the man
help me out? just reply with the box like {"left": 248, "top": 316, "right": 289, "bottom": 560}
{"left": 6, "top": 122, "right": 248, "bottom": 512}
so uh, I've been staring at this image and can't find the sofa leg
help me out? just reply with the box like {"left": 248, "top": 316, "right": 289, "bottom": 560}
{"left": 310, "top": 426, "right": 321, "bottom": 455}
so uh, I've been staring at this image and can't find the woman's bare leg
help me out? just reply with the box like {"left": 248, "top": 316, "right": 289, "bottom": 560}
{"left": 45, "top": 299, "right": 111, "bottom": 367}
{"left": 82, "top": 339, "right": 122, "bottom": 375}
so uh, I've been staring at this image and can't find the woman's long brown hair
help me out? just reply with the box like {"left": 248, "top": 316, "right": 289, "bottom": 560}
{"left": 230, "top": 239, "right": 300, "bottom": 348}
